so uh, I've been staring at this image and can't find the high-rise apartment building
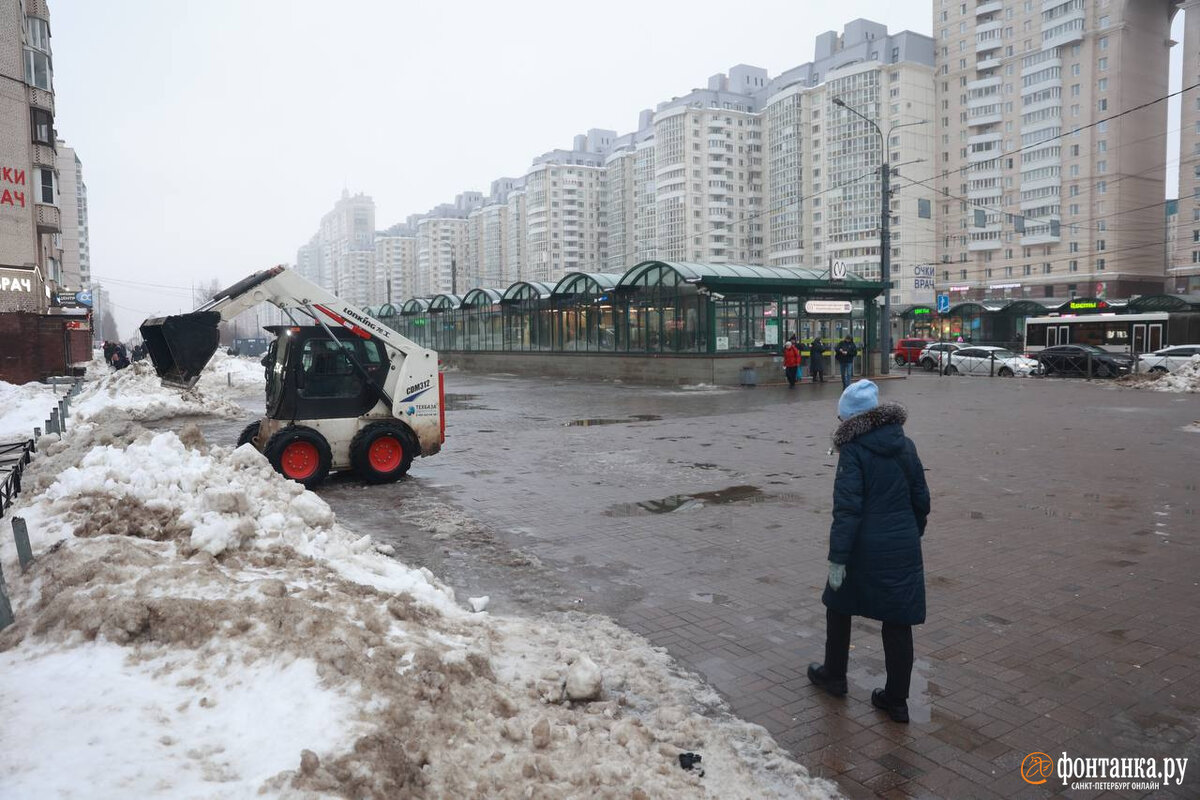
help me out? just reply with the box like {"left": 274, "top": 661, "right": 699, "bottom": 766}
{"left": 523, "top": 130, "right": 613, "bottom": 284}
{"left": 1174, "top": 0, "right": 1200, "bottom": 292}
{"left": 935, "top": 0, "right": 1180, "bottom": 301}
{"left": 374, "top": 224, "right": 416, "bottom": 305}
{"left": 604, "top": 110, "right": 657, "bottom": 272}
{"left": 503, "top": 186, "right": 526, "bottom": 285}
{"left": 413, "top": 192, "right": 481, "bottom": 296}
{"left": 295, "top": 191, "right": 379, "bottom": 306}
{"left": 1, "top": 0, "right": 59, "bottom": 314}
{"left": 759, "top": 23, "right": 936, "bottom": 304}
{"left": 55, "top": 139, "right": 89, "bottom": 290}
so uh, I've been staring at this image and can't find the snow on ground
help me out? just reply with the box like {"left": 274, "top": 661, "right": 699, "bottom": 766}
{"left": 0, "top": 362, "right": 837, "bottom": 798}
{"left": 0, "top": 380, "right": 60, "bottom": 441}
{"left": 1116, "top": 354, "right": 1200, "bottom": 394}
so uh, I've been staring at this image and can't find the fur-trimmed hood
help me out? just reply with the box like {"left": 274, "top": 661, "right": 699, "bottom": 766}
{"left": 832, "top": 402, "right": 908, "bottom": 451}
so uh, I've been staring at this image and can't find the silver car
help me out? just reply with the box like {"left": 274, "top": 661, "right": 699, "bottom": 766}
{"left": 1136, "top": 345, "right": 1200, "bottom": 374}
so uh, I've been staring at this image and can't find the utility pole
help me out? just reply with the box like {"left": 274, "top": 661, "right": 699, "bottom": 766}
{"left": 832, "top": 97, "right": 927, "bottom": 376}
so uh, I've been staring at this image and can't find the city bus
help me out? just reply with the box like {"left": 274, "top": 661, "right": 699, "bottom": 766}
{"left": 1023, "top": 312, "right": 1200, "bottom": 355}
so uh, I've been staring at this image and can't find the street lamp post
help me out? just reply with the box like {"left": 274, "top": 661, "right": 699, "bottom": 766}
{"left": 832, "top": 97, "right": 927, "bottom": 375}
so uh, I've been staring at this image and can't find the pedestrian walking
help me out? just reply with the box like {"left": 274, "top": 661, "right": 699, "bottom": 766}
{"left": 834, "top": 335, "right": 858, "bottom": 388}
{"left": 783, "top": 340, "right": 802, "bottom": 387}
{"left": 808, "top": 380, "right": 930, "bottom": 724}
{"left": 809, "top": 336, "right": 826, "bottom": 383}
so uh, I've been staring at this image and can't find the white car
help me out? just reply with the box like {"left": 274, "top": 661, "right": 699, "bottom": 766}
{"left": 1136, "top": 345, "right": 1200, "bottom": 374}
{"left": 917, "top": 342, "right": 970, "bottom": 371}
{"left": 943, "top": 346, "right": 1041, "bottom": 377}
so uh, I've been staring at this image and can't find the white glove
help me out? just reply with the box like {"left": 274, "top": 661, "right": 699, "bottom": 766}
{"left": 827, "top": 562, "right": 846, "bottom": 591}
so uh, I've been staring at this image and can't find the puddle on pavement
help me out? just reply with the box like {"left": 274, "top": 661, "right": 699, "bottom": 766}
{"left": 690, "top": 591, "right": 735, "bottom": 607}
{"left": 444, "top": 393, "right": 492, "bottom": 411}
{"left": 564, "top": 414, "right": 662, "bottom": 427}
{"left": 605, "top": 484, "right": 766, "bottom": 516}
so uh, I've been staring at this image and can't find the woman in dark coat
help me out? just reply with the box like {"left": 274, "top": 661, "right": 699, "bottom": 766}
{"left": 808, "top": 380, "right": 930, "bottom": 723}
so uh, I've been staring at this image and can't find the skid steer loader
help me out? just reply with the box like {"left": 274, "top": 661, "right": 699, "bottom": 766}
{"left": 139, "top": 265, "right": 443, "bottom": 487}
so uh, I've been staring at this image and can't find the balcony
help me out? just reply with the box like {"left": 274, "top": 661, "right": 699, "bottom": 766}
{"left": 968, "top": 108, "right": 1002, "bottom": 127}
{"left": 27, "top": 86, "right": 53, "bottom": 113}
{"left": 967, "top": 184, "right": 1003, "bottom": 202}
{"left": 1020, "top": 232, "right": 1061, "bottom": 246}
{"left": 32, "top": 143, "right": 56, "bottom": 168}
{"left": 35, "top": 203, "right": 60, "bottom": 233}
{"left": 976, "top": 56, "right": 1001, "bottom": 71}
{"left": 1042, "top": 16, "right": 1084, "bottom": 50}
{"left": 976, "top": 0, "right": 1003, "bottom": 15}
{"left": 968, "top": 236, "right": 1003, "bottom": 252}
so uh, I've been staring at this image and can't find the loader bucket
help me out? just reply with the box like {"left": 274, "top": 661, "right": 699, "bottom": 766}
{"left": 139, "top": 311, "right": 222, "bottom": 389}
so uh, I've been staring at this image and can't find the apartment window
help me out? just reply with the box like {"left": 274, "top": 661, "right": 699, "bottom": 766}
{"left": 1069, "top": 242, "right": 1079, "bottom": 253}
{"left": 1023, "top": 265, "right": 1032, "bottom": 275}
{"left": 1071, "top": 104, "right": 1079, "bottom": 117}
{"left": 1071, "top": 64, "right": 1080, "bottom": 76}
{"left": 1099, "top": 35, "right": 1109, "bottom": 48}
{"left": 1096, "top": 240, "right": 1106, "bottom": 251}
{"left": 24, "top": 48, "right": 52, "bottom": 90}
{"left": 1069, "top": 260, "right": 1078, "bottom": 272}
{"left": 1097, "top": 160, "right": 1106, "bottom": 173}
{"left": 1098, "top": 140, "right": 1107, "bottom": 153}
{"left": 1098, "top": 58, "right": 1108, "bottom": 71}
{"left": 1097, "top": 181, "right": 1107, "bottom": 194}
{"left": 1097, "top": 258, "right": 1106, "bottom": 270}
{"left": 1071, "top": 84, "right": 1080, "bottom": 97}
{"left": 1098, "top": 78, "right": 1108, "bottom": 92}
{"left": 1071, "top": 144, "right": 1080, "bottom": 156}
{"left": 1098, "top": 99, "right": 1108, "bottom": 111}
{"left": 38, "top": 167, "right": 55, "bottom": 204}
{"left": 31, "top": 108, "right": 53, "bottom": 145}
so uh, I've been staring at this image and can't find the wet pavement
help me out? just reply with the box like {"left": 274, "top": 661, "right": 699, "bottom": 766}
{"left": 200, "top": 371, "right": 1199, "bottom": 798}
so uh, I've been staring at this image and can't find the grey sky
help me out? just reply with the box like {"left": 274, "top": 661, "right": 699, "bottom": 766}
{"left": 49, "top": 1, "right": 1185, "bottom": 339}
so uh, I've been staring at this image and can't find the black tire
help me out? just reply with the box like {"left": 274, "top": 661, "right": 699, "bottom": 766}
{"left": 894, "top": 353, "right": 907, "bottom": 366}
{"left": 997, "top": 367, "right": 1013, "bottom": 377}
{"left": 920, "top": 357, "right": 935, "bottom": 371}
{"left": 237, "top": 421, "right": 261, "bottom": 449}
{"left": 263, "top": 426, "right": 331, "bottom": 488}
{"left": 350, "top": 421, "right": 417, "bottom": 484}
{"left": 945, "top": 365, "right": 959, "bottom": 376}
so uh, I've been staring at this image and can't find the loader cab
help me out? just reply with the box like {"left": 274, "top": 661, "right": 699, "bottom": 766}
{"left": 264, "top": 326, "right": 390, "bottom": 420}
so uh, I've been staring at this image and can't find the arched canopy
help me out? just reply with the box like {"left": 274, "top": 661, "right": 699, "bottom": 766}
{"left": 1126, "top": 294, "right": 1200, "bottom": 313}
{"left": 429, "top": 294, "right": 463, "bottom": 311}
{"left": 376, "top": 303, "right": 399, "bottom": 317}
{"left": 501, "top": 281, "right": 555, "bottom": 303}
{"left": 552, "top": 272, "right": 621, "bottom": 296}
{"left": 401, "top": 298, "right": 430, "bottom": 315}
{"left": 362, "top": 305, "right": 373, "bottom": 315}
{"left": 947, "top": 302, "right": 1003, "bottom": 315}
{"left": 1001, "top": 299, "right": 1061, "bottom": 316}
{"left": 617, "top": 260, "right": 881, "bottom": 293}
{"left": 462, "top": 288, "right": 503, "bottom": 307}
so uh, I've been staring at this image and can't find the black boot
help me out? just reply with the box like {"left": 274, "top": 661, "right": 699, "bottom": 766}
{"left": 807, "top": 663, "right": 847, "bottom": 697}
{"left": 871, "top": 688, "right": 910, "bottom": 723}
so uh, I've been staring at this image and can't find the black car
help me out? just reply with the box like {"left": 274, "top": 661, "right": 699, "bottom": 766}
{"left": 1035, "top": 344, "right": 1135, "bottom": 378}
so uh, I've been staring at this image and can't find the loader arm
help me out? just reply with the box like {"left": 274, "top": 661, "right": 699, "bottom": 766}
{"left": 140, "top": 266, "right": 443, "bottom": 455}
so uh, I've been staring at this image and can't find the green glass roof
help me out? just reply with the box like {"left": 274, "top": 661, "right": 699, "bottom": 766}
{"left": 400, "top": 298, "right": 430, "bottom": 314}
{"left": 1127, "top": 294, "right": 1200, "bottom": 313}
{"left": 618, "top": 260, "right": 881, "bottom": 289}
{"left": 501, "top": 281, "right": 555, "bottom": 302}
{"left": 552, "top": 272, "right": 622, "bottom": 295}
{"left": 462, "top": 288, "right": 503, "bottom": 306}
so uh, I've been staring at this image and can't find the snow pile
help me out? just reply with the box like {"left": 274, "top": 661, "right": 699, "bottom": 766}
{"left": 0, "top": 419, "right": 838, "bottom": 799}
{"left": 72, "top": 360, "right": 247, "bottom": 421}
{"left": 0, "top": 380, "right": 60, "bottom": 441}
{"left": 1118, "top": 355, "right": 1200, "bottom": 394}
{"left": 195, "top": 349, "right": 268, "bottom": 394}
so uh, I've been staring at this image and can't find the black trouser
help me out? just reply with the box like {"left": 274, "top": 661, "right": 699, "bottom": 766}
{"left": 785, "top": 365, "right": 798, "bottom": 386}
{"left": 823, "top": 608, "right": 913, "bottom": 701}
{"left": 810, "top": 358, "right": 824, "bottom": 382}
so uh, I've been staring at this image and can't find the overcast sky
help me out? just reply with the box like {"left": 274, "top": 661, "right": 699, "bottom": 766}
{"left": 49, "top": 1, "right": 1185, "bottom": 339}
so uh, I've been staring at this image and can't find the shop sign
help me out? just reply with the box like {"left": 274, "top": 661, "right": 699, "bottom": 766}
{"left": 912, "top": 307, "right": 932, "bottom": 316}
{"left": 1, "top": 272, "right": 34, "bottom": 293}
{"left": 1069, "top": 300, "right": 1107, "bottom": 311}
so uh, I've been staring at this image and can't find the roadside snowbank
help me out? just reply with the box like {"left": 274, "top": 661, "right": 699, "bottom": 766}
{"left": 72, "top": 357, "right": 256, "bottom": 421}
{"left": 0, "top": 364, "right": 836, "bottom": 798}
{"left": 1117, "top": 354, "right": 1200, "bottom": 394}
{"left": 0, "top": 380, "right": 59, "bottom": 441}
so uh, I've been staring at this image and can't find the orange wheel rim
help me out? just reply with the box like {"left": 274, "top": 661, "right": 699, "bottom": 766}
{"left": 368, "top": 436, "right": 403, "bottom": 472}
{"left": 281, "top": 441, "right": 319, "bottom": 479}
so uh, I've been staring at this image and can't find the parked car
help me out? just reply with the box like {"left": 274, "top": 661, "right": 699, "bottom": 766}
{"left": 1136, "top": 345, "right": 1200, "bottom": 374}
{"left": 918, "top": 342, "right": 970, "bottom": 371}
{"left": 1035, "top": 344, "right": 1135, "bottom": 378}
{"left": 894, "top": 338, "right": 934, "bottom": 365}
{"left": 942, "top": 346, "right": 1041, "bottom": 377}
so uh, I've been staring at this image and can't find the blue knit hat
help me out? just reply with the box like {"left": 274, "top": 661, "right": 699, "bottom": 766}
{"left": 838, "top": 380, "right": 879, "bottom": 419}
